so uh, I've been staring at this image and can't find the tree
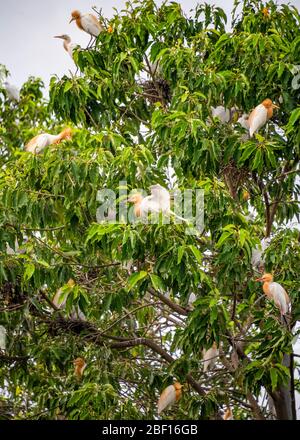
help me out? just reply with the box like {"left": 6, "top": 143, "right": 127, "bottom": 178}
{"left": 0, "top": 0, "right": 299, "bottom": 420}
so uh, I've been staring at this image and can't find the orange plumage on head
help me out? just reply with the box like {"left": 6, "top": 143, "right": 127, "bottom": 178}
{"left": 70, "top": 10, "right": 83, "bottom": 30}
{"left": 255, "top": 273, "right": 273, "bottom": 298}
{"left": 262, "top": 99, "right": 279, "bottom": 119}
{"left": 71, "top": 10, "right": 81, "bottom": 20}
{"left": 262, "top": 7, "right": 269, "bottom": 18}
{"left": 61, "top": 127, "right": 72, "bottom": 140}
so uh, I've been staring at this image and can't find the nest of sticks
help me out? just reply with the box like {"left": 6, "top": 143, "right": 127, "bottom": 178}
{"left": 140, "top": 78, "right": 171, "bottom": 105}
{"left": 222, "top": 161, "right": 250, "bottom": 199}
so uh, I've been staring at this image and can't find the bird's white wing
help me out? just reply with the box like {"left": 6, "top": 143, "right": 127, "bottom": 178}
{"left": 188, "top": 292, "right": 197, "bottom": 307}
{"left": 269, "top": 282, "right": 289, "bottom": 314}
{"left": 140, "top": 196, "right": 160, "bottom": 216}
{"left": 248, "top": 104, "right": 267, "bottom": 137}
{"left": 81, "top": 14, "right": 102, "bottom": 36}
{"left": 251, "top": 246, "right": 263, "bottom": 269}
{"left": 150, "top": 185, "right": 170, "bottom": 212}
{"left": 211, "top": 106, "right": 230, "bottom": 123}
{"left": 251, "top": 238, "right": 270, "bottom": 270}
{"left": 25, "top": 134, "right": 51, "bottom": 153}
{"left": 158, "top": 385, "right": 176, "bottom": 414}
{"left": 203, "top": 347, "right": 219, "bottom": 372}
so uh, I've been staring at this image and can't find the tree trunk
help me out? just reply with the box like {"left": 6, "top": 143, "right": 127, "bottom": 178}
{"left": 270, "top": 353, "right": 295, "bottom": 420}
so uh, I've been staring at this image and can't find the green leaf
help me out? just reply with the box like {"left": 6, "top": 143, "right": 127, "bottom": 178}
{"left": 188, "top": 245, "right": 202, "bottom": 264}
{"left": 23, "top": 263, "right": 35, "bottom": 281}
{"left": 177, "top": 245, "right": 185, "bottom": 264}
{"left": 150, "top": 274, "right": 165, "bottom": 291}
{"left": 127, "top": 271, "right": 148, "bottom": 289}
{"left": 270, "top": 368, "right": 278, "bottom": 390}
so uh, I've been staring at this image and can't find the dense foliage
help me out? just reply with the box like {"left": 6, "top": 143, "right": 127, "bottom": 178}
{"left": 0, "top": 0, "right": 299, "bottom": 420}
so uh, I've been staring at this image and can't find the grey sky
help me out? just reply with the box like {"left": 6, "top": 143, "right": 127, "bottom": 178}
{"left": 0, "top": 0, "right": 299, "bottom": 88}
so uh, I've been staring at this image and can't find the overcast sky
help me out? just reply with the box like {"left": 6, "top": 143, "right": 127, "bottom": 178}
{"left": 0, "top": 0, "right": 299, "bottom": 88}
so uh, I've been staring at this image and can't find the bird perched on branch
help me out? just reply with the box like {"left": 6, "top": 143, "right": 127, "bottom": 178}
{"left": 25, "top": 127, "right": 72, "bottom": 154}
{"left": 128, "top": 184, "right": 187, "bottom": 223}
{"left": 158, "top": 382, "right": 182, "bottom": 415}
{"left": 128, "top": 185, "right": 170, "bottom": 218}
{"left": 69, "top": 10, "right": 104, "bottom": 46}
{"left": 202, "top": 342, "right": 219, "bottom": 373}
{"left": 54, "top": 34, "right": 76, "bottom": 58}
{"left": 223, "top": 407, "right": 233, "bottom": 420}
{"left": 73, "top": 357, "right": 86, "bottom": 379}
{"left": 255, "top": 273, "right": 291, "bottom": 317}
{"left": 248, "top": 99, "right": 279, "bottom": 137}
{"left": 251, "top": 237, "right": 271, "bottom": 273}
{"left": 3, "top": 81, "right": 20, "bottom": 102}
{"left": 211, "top": 106, "right": 237, "bottom": 123}
{"left": 187, "top": 292, "right": 197, "bottom": 310}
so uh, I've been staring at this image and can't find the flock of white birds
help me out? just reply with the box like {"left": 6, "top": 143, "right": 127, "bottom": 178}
{"left": 0, "top": 7, "right": 295, "bottom": 420}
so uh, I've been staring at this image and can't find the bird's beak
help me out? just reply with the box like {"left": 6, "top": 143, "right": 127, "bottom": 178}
{"left": 272, "top": 104, "right": 279, "bottom": 109}
{"left": 54, "top": 35, "right": 63, "bottom": 39}
{"left": 255, "top": 277, "right": 263, "bottom": 282}
{"left": 69, "top": 17, "right": 75, "bottom": 23}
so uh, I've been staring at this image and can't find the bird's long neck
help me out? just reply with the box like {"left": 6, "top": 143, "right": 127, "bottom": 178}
{"left": 134, "top": 202, "right": 142, "bottom": 217}
{"left": 76, "top": 17, "right": 83, "bottom": 30}
{"left": 263, "top": 281, "right": 272, "bottom": 298}
{"left": 51, "top": 132, "right": 65, "bottom": 145}
{"left": 63, "top": 39, "right": 70, "bottom": 52}
{"left": 175, "top": 387, "right": 182, "bottom": 401}
{"left": 266, "top": 107, "right": 273, "bottom": 120}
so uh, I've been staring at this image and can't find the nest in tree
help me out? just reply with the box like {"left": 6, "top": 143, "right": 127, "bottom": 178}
{"left": 222, "top": 162, "right": 250, "bottom": 199}
{"left": 141, "top": 78, "right": 171, "bottom": 105}
{"left": 0, "top": 280, "right": 26, "bottom": 307}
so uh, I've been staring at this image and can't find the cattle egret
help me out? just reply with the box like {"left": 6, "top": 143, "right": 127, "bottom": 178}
{"left": 54, "top": 34, "right": 76, "bottom": 58}
{"left": 25, "top": 127, "right": 72, "bottom": 154}
{"left": 211, "top": 106, "right": 237, "bottom": 123}
{"left": 3, "top": 81, "right": 20, "bottom": 102}
{"left": 255, "top": 273, "right": 291, "bottom": 316}
{"left": 52, "top": 279, "right": 85, "bottom": 320}
{"left": 157, "top": 382, "right": 182, "bottom": 414}
{"left": 251, "top": 237, "right": 270, "bottom": 272}
{"left": 203, "top": 342, "right": 219, "bottom": 373}
{"left": 128, "top": 185, "right": 170, "bottom": 218}
{"left": 128, "top": 185, "right": 187, "bottom": 223}
{"left": 69, "top": 10, "right": 104, "bottom": 46}
{"left": 0, "top": 325, "right": 6, "bottom": 351}
{"left": 223, "top": 407, "right": 233, "bottom": 420}
{"left": 187, "top": 292, "right": 197, "bottom": 309}
{"left": 248, "top": 99, "right": 279, "bottom": 138}
{"left": 5, "top": 237, "right": 28, "bottom": 255}
{"left": 73, "top": 357, "right": 86, "bottom": 379}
